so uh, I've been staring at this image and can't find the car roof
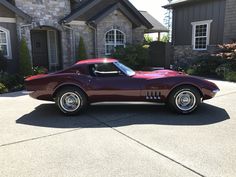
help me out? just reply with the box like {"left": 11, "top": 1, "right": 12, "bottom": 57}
{"left": 76, "top": 58, "right": 118, "bottom": 65}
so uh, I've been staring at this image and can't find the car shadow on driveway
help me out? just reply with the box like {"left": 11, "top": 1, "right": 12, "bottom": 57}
{"left": 16, "top": 103, "right": 230, "bottom": 128}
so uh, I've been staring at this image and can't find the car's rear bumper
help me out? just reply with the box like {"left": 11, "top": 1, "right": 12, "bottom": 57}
{"left": 29, "top": 91, "right": 53, "bottom": 101}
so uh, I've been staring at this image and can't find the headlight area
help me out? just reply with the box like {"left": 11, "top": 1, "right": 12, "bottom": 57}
{"left": 202, "top": 88, "right": 220, "bottom": 100}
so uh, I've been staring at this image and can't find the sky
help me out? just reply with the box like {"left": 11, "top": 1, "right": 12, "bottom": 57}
{"left": 129, "top": 0, "right": 170, "bottom": 39}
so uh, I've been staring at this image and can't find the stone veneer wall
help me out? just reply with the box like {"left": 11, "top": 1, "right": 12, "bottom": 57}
{"left": 223, "top": 0, "right": 236, "bottom": 43}
{"left": 14, "top": 0, "right": 73, "bottom": 68}
{"left": 70, "top": 23, "right": 94, "bottom": 59}
{"left": 132, "top": 25, "right": 146, "bottom": 44}
{"left": 96, "top": 10, "right": 133, "bottom": 57}
{"left": 173, "top": 45, "right": 219, "bottom": 67}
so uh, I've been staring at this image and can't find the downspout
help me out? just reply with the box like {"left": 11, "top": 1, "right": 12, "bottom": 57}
{"left": 87, "top": 22, "right": 97, "bottom": 58}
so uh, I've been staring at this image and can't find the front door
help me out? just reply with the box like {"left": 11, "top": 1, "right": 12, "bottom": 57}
{"left": 31, "top": 30, "right": 49, "bottom": 69}
{"left": 87, "top": 63, "right": 142, "bottom": 102}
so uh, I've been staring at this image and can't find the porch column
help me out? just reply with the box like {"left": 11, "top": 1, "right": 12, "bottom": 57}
{"left": 158, "top": 32, "right": 161, "bottom": 41}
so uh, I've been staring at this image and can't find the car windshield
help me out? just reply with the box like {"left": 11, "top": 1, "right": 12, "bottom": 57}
{"left": 114, "top": 62, "right": 135, "bottom": 76}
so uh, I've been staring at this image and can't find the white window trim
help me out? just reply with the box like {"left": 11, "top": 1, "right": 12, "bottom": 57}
{"left": 105, "top": 29, "right": 126, "bottom": 55}
{"left": 191, "top": 20, "right": 213, "bottom": 51}
{"left": 0, "top": 26, "right": 12, "bottom": 59}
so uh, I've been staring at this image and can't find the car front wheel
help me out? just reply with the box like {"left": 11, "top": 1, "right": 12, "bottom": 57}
{"left": 56, "top": 87, "right": 87, "bottom": 115}
{"left": 168, "top": 86, "right": 201, "bottom": 114}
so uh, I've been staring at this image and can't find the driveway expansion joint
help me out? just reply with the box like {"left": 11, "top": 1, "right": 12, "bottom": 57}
{"left": 89, "top": 115, "right": 207, "bottom": 177}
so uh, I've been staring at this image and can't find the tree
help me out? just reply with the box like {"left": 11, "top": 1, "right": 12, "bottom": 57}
{"left": 19, "top": 38, "right": 32, "bottom": 76}
{"left": 144, "top": 34, "right": 153, "bottom": 44}
{"left": 161, "top": 34, "right": 169, "bottom": 43}
{"left": 77, "top": 36, "right": 87, "bottom": 60}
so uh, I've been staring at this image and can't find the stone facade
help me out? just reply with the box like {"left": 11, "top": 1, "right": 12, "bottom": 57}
{"left": 14, "top": 0, "right": 73, "bottom": 68}
{"left": 132, "top": 25, "right": 146, "bottom": 44}
{"left": 71, "top": 10, "right": 146, "bottom": 58}
{"left": 70, "top": 22, "right": 94, "bottom": 58}
{"left": 223, "top": 0, "right": 236, "bottom": 43}
{"left": 96, "top": 10, "right": 133, "bottom": 57}
{"left": 1, "top": 0, "right": 149, "bottom": 71}
{"left": 173, "top": 45, "right": 219, "bottom": 68}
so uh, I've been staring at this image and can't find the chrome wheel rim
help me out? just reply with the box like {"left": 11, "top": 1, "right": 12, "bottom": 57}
{"left": 60, "top": 92, "right": 81, "bottom": 112}
{"left": 175, "top": 91, "right": 196, "bottom": 111}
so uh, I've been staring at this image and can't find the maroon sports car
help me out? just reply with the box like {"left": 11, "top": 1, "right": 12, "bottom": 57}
{"left": 25, "top": 58, "right": 220, "bottom": 115}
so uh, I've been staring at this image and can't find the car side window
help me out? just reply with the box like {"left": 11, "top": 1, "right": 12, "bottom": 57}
{"left": 89, "top": 63, "right": 122, "bottom": 77}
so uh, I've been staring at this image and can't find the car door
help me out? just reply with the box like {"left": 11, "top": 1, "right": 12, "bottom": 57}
{"left": 87, "top": 63, "right": 142, "bottom": 102}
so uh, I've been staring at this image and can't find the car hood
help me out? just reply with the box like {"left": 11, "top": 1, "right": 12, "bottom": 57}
{"left": 132, "top": 70, "right": 185, "bottom": 79}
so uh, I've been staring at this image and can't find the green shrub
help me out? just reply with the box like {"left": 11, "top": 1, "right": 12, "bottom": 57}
{"left": 19, "top": 38, "right": 32, "bottom": 77}
{"left": 144, "top": 35, "right": 153, "bottom": 44}
{"left": 33, "top": 66, "right": 48, "bottom": 75}
{"left": 216, "top": 61, "right": 236, "bottom": 82}
{"left": 77, "top": 36, "right": 87, "bottom": 60}
{"left": 0, "top": 51, "right": 7, "bottom": 72}
{"left": 0, "top": 73, "right": 24, "bottom": 91}
{"left": 111, "top": 44, "right": 149, "bottom": 70}
{"left": 186, "top": 56, "right": 225, "bottom": 76}
{"left": 0, "top": 82, "right": 8, "bottom": 94}
{"left": 225, "top": 72, "right": 236, "bottom": 82}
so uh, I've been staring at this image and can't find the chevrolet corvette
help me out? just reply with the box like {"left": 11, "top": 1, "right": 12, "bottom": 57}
{"left": 25, "top": 58, "right": 220, "bottom": 115}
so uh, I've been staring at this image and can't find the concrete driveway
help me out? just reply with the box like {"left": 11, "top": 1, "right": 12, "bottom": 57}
{"left": 0, "top": 80, "right": 235, "bottom": 177}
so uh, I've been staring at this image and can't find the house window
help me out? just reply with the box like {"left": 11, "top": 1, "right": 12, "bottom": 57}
{"left": 0, "top": 27, "right": 11, "bottom": 59}
{"left": 105, "top": 29, "right": 126, "bottom": 55}
{"left": 191, "top": 20, "right": 212, "bottom": 50}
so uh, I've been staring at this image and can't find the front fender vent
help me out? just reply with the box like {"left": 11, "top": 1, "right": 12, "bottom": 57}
{"left": 145, "top": 91, "right": 161, "bottom": 100}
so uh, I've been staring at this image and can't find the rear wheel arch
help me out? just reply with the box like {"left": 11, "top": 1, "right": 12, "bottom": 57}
{"left": 54, "top": 85, "right": 89, "bottom": 115}
{"left": 52, "top": 84, "right": 88, "bottom": 100}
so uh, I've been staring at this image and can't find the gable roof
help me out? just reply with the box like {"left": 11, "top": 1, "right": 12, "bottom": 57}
{"left": 89, "top": 3, "right": 142, "bottom": 27}
{"left": 61, "top": 0, "right": 153, "bottom": 29}
{"left": 140, "top": 11, "right": 168, "bottom": 33}
{"left": 163, "top": 0, "right": 205, "bottom": 9}
{"left": 0, "top": 0, "right": 31, "bottom": 21}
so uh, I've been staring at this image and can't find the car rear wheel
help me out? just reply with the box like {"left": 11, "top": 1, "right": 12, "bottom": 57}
{"left": 168, "top": 86, "right": 201, "bottom": 114}
{"left": 56, "top": 87, "right": 87, "bottom": 115}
